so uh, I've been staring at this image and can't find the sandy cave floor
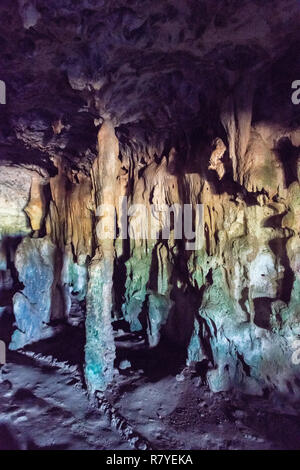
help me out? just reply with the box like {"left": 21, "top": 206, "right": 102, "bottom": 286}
{"left": 1, "top": 325, "right": 300, "bottom": 450}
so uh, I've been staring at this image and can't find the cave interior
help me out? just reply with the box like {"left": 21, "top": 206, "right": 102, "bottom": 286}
{"left": 0, "top": 0, "right": 300, "bottom": 451}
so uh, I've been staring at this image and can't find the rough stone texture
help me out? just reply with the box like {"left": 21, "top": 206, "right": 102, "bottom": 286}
{"left": 10, "top": 237, "right": 61, "bottom": 350}
{"left": 46, "top": 156, "right": 93, "bottom": 260}
{"left": 0, "top": 0, "right": 299, "bottom": 398}
{"left": 0, "top": 0, "right": 299, "bottom": 168}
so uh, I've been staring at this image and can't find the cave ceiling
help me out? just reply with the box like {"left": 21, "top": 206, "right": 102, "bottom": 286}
{"left": 0, "top": 0, "right": 299, "bottom": 173}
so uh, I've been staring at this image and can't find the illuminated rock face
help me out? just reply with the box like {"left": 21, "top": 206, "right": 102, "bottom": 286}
{"left": 0, "top": 0, "right": 299, "bottom": 397}
{"left": 5, "top": 119, "right": 297, "bottom": 396}
{"left": 10, "top": 237, "right": 60, "bottom": 350}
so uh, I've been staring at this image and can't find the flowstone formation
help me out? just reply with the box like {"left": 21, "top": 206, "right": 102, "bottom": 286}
{"left": 0, "top": 0, "right": 299, "bottom": 401}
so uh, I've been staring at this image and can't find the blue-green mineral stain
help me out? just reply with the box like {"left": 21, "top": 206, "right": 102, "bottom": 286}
{"left": 9, "top": 236, "right": 56, "bottom": 350}
{"left": 85, "top": 257, "right": 116, "bottom": 393}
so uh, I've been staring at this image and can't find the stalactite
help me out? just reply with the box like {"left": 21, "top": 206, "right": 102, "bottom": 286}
{"left": 221, "top": 76, "right": 255, "bottom": 182}
{"left": 24, "top": 175, "right": 47, "bottom": 234}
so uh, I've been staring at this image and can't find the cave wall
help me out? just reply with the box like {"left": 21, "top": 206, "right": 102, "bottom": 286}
{"left": 1, "top": 110, "right": 299, "bottom": 398}
{"left": 0, "top": 0, "right": 299, "bottom": 399}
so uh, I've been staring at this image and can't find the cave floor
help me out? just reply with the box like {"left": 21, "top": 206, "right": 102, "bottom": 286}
{"left": 1, "top": 326, "right": 300, "bottom": 450}
{"left": 0, "top": 350, "right": 131, "bottom": 450}
{"left": 109, "top": 371, "right": 300, "bottom": 450}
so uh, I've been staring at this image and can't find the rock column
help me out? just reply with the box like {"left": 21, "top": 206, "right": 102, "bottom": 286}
{"left": 85, "top": 121, "right": 121, "bottom": 392}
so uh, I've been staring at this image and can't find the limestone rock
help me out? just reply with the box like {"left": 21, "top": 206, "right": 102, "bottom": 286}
{"left": 10, "top": 237, "right": 60, "bottom": 350}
